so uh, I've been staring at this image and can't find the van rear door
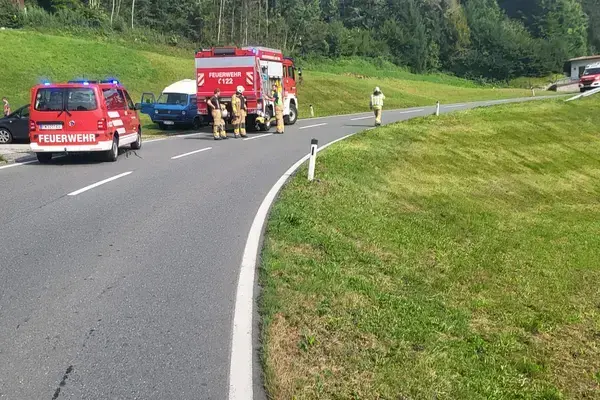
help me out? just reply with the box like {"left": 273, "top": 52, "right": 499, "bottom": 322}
{"left": 32, "top": 87, "right": 67, "bottom": 136}
{"left": 62, "top": 87, "right": 101, "bottom": 144}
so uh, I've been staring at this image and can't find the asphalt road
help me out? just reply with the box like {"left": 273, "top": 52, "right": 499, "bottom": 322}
{"left": 0, "top": 96, "right": 557, "bottom": 399}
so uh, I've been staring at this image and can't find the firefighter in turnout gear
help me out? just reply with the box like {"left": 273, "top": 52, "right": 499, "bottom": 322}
{"left": 266, "top": 83, "right": 284, "bottom": 134}
{"left": 232, "top": 86, "right": 247, "bottom": 138}
{"left": 370, "top": 87, "right": 385, "bottom": 126}
{"left": 239, "top": 89, "right": 248, "bottom": 137}
{"left": 208, "top": 88, "right": 226, "bottom": 140}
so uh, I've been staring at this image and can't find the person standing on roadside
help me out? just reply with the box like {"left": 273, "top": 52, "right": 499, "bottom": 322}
{"left": 231, "top": 86, "right": 246, "bottom": 138}
{"left": 265, "top": 83, "right": 284, "bottom": 134}
{"left": 208, "top": 89, "right": 226, "bottom": 140}
{"left": 370, "top": 87, "right": 385, "bottom": 126}
{"left": 2, "top": 97, "right": 10, "bottom": 117}
{"left": 239, "top": 88, "right": 248, "bottom": 138}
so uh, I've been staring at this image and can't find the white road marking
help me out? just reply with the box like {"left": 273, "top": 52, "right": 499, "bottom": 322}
{"left": 230, "top": 127, "right": 363, "bottom": 400}
{"left": 170, "top": 147, "right": 212, "bottom": 160}
{"left": 243, "top": 133, "right": 272, "bottom": 141}
{"left": 445, "top": 104, "right": 466, "bottom": 108}
{"left": 399, "top": 108, "right": 425, "bottom": 113}
{"left": 299, "top": 123, "right": 327, "bottom": 130}
{"left": 67, "top": 171, "right": 133, "bottom": 196}
{"left": 350, "top": 116, "right": 373, "bottom": 121}
{"left": 0, "top": 160, "right": 37, "bottom": 170}
{"left": 144, "top": 138, "right": 167, "bottom": 144}
{"left": 174, "top": 132, "right": 204, "bottom": 138}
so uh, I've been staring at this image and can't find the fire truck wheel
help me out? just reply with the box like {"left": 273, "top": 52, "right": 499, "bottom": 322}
{"left": 247, "top": 116, "right": 258, "bottom": 132}
{"left": 36, "top": 152, "right": 52, "bottom": 164}
{"left": 193, "top": 117, "right": 202, "bottom": 130}
{"left": 260, "top": 111, "right": 272, "bottom": 132}
{"left": 284, "top": 104, "right": 298, "bottom": 125}
{"left": 131, "top": 129, "right": 142, "bottom": 150}
{"left": 105, "top": 136, "right": 119, "bottom": 162}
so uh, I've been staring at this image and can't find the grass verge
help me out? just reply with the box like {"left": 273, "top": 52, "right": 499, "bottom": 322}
{"left": 260, "top": 98, "right": 600, "bottom": 399}
{"left": 0, "top": 30, "right": 551, "bottom": 138}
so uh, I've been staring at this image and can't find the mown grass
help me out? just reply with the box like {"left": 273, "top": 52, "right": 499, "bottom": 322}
{"left": 1, "top": 29, "right": 548, "bottom": 137}
{"left": 260, "top": 98, "right": 600, "bottom": 399}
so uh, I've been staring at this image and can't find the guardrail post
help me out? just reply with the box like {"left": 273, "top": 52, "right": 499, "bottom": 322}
{"left": 436, "top": 101, "right": 440, "bottom": 116}
{"left": 531, "top": 88, "right": 536, "bottom": 97}
{"left": 310, "top": 104, "right": 314, "bottom": 117}
{"left": 308, "top": 138, "right": 318, "bottom": 181}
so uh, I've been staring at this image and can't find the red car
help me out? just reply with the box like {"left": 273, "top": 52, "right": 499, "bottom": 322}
{"left": 579, "top": 63, "right": 600, "bottom": 93}
{"left": 29, "top": 80, "right": 142, "bottom": 163}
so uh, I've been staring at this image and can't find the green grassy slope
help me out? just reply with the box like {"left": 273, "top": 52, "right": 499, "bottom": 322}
{"left": 1, "top": 29, "right": 540, "bottom": 135}
{"left": 260, "top": 98, "right": 600, "bottom": 399}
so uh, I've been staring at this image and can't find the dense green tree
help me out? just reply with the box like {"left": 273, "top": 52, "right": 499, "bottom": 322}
{"left": 6, "top": 0, "right": 600, "bottom": 80}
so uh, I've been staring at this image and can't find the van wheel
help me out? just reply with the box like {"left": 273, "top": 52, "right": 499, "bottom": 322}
{"left": 284, "top": 104, "right": 298, "bottom": 125}
{"left": 105, "top": 137, "right": 118, "bottom": 162}
{"left": 131, "top": 129, "right": 142, "bottom": 150}
{"left": 36, "top": 152, "right": 52, "bottom": 163}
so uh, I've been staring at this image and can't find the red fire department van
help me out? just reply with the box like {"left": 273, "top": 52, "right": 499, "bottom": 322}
{"left": 29, "top": 79, "right": 142, "bottom": 163}
{"left": 195, "top": 46, "right": 298, "bottom": 131}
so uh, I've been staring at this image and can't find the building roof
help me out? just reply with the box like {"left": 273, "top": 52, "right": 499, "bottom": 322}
{"left": 567, "top": 55, "right": 600, "bottom": 62}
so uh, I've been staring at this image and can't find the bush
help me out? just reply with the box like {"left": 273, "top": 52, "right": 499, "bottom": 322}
{"left": 0, "top": 0, "right": 23, "bottom": 28}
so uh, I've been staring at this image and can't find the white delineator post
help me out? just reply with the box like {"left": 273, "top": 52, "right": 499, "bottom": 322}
{"left": 436, "top": 101, "right": 440, "bottom": 116}
{"left": 308, "top": 138, "right": 318, "bottom": 181}
{"left": 310, "top": 104, "right": 314, "bottom": 117}
{"left": 532, "top": 88, "right": 536, "bottom": 97}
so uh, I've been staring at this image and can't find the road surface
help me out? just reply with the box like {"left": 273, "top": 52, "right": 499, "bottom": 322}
{"left": 0, "top": 97, "right": 555, "bottom": 399}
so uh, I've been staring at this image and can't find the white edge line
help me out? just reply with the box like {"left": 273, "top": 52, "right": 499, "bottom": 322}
{"left": 170, "top": 147, "right": 212, "bottom": 160}
{"left": 299, "top": 123, "right": 327, "bottom": 130}
{"left": 243, "top": 133, "right": 272, "bottom": 141}
{"left": 350, "top": 116, "right": 372, "bottom": 121}
{"left": 67, "top": 171, "right": 133, "bottom": 196}
{"left": 229, "top": 128, "right": 362, "bottom": 400}
{"left": 445, "top": 104, "right": 466, "bottom": 108}
{"left": 0, "top": 160, "right": 37, "bottom": 170}
{"left": 144, "top": 138, "right": 167, "bottom": 144}
{"left": 398, "top": 108, "right": 425, "bottom": 114}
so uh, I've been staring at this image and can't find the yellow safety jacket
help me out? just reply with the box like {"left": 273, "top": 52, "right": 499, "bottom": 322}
{"left": 232, "top": 95, "right": 242, "bottom": 115}
{"left": 371, "top": 93, "right": 385, "bottom": 109}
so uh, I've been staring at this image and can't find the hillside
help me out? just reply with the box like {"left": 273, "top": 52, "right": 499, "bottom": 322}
{"left": 260, "top": 98, "right": 600, "bottom": 399}
{"left": 0, "top": 30, "right": 540, "bottom": 134}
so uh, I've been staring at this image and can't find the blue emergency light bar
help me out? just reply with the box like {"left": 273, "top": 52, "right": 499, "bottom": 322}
{"left": 68, "top": 80, "right": 98, "bottom": 84}
{"left": 100, "top": 79, "right": 120, "bottom": 85}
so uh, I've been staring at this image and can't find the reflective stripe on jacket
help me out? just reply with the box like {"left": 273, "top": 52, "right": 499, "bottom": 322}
{"left": 371, "top": 93, "right": 385, "bottom": 108}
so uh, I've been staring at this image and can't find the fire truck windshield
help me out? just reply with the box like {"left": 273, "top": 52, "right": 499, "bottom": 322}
{"left": 157, "top": 93, "right": 189, "bottom": 105}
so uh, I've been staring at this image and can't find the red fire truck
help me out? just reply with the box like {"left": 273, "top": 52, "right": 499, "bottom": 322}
{"left": 195, "top": 46, "right": 298, "bottom": 131}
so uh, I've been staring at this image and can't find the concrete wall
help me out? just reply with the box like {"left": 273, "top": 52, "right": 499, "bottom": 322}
{"left": 569, "top": 58, "right": 600, "bottom": 79}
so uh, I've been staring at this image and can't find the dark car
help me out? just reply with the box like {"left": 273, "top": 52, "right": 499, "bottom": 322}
{"left": 0, "top": 104, "right": 30, "bottom": 144}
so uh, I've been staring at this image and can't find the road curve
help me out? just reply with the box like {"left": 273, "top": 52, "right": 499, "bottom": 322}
{"left": 0, "top": 96, "right": 556, "bottom": 399}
